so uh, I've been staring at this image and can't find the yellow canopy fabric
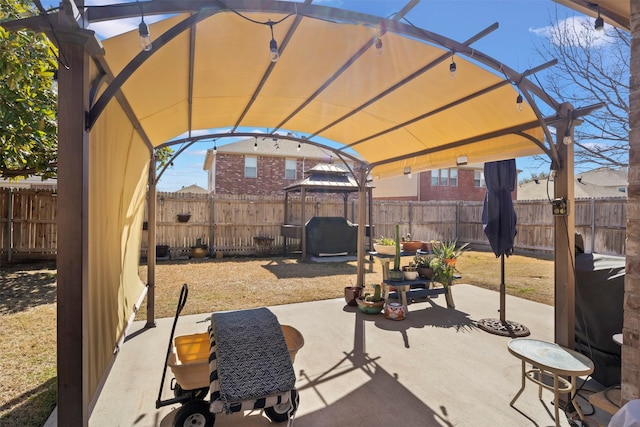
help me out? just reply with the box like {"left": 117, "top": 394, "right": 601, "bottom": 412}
{"left": 96, "top": 8, "right": 550, "bottom": 175}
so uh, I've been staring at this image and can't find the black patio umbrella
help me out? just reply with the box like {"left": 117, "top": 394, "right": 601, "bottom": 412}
{"left": 478, "top": 159, "right": 529, "bottom": 337}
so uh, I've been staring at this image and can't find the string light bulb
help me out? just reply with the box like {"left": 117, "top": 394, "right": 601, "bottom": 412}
{"left": 297, "top": 142, "right": 301, "bottom": 152}
{"left": 516, "top": 94, "right": 524, "bottom": 112}
{"left": 375, "top": 36, "right": 383, "bottom": 56}
{"left": 563, "top": 128, "right": 572, "bottom": 145}
{"left": 268, "top": 21, "right": 279, "bottom": 62}
{"left": 449, "top": 55, "right": 457, "bottom": 78}
{"left": 594, "top": 7, "right": 604, "bottom": 32}
{"left": 138, "top": 9, "right": 152, "bottom": 51}
{"left": 254, "top": 140, "right": 258, "bottom": 151}
{"left": 213, "top": 140, "right": 217, "bottom": 154}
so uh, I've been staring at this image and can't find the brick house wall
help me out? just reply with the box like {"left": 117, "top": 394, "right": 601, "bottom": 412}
{"left": 374, "top": 165, "right": 508, "bottom": 201}
{"left": 213, "top": 153, "right": 326, "bottom": 195}
{"left": 420, "top": 169, "right": 488, "bottom": 201}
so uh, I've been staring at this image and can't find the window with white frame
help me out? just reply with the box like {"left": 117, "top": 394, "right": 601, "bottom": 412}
{"left": 285, "top": 159, "right": 297, "bottom": 180}
{"left": 474, "top": 170, "right": 486, "bottom": 188}
{"left": 431, "top": 169, "right": 441, "bottom": 186}
{"left": 431, "top": 168, "right": 458, "bottom": 186}
{"left": 449, "top": 168, "right": 458, "bottom": 186}
{"left": 244, "top": 156, "right": 257, "bottom": 178}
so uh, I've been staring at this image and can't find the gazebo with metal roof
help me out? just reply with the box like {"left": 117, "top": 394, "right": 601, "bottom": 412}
{"left": 281, "top": 163, "right": 373, "bottom": 260}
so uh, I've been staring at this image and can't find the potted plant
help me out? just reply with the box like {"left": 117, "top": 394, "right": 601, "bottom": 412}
{"left": 177, "top": 213, "right": 191, "bottom": 223}
{"left": 190, "top": 237, "right": 208, "bottom": 258}
{"left": 373, "top": 235, "right": 397, "bottom": 256}
{"left": 432, "top": 239, "right": 469, "bottom": 267}
{"left": 400, "top": 233, "right": 423, "bottom": 253}
{"left": 388, "top": 224, "right": 404, "bottom": 281}
{"left": 156, "top": 244, "right": 170, "bottom": 258}
{"left": 344, "top": 284, "right": 363, "bottom": 307}
{"left": 413, "top": 253, "right": 434, "bottom": 279}
{"left": 356, "top": 284, "right": 385, "bottom": 314}
{"left": 402, "top": 261, "right": 418, "bottom": 280}
{"left": 431, "top": 240, "right": 469, "bottom": 309}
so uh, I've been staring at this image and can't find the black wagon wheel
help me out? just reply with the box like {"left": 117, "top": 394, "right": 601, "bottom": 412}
{"left": 264, "top": 389, "right": 299, "bottom": 423}
{"left": 173, "top": 400, "right": 215, "bottom": 427}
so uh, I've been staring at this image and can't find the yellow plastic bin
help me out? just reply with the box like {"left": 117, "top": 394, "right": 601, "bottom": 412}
{"left": 169, "top": 332, "right": 210, "bottom": 391}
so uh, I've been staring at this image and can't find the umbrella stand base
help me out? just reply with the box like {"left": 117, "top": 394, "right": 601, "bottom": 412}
{"left": 476, "top": 318, "right": 531, "bottom": 337}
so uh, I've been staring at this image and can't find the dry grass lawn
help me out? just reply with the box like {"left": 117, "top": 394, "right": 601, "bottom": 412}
{"left": 1, "top": 250, "right": 554, "bottom": 425}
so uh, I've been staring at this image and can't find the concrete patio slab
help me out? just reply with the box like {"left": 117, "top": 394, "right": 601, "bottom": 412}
{"left": 84, "top": 284, "right": 613, "bottom": 427}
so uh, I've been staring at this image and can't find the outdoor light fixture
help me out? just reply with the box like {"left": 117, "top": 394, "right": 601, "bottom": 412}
{"left": 449, "top": 55, "right": 457, "bottom": 78}
{"left": 456, "top": 155, "right": 468, "bottom": 166}
{"left": 268, "top": 21, "right": 279, "bottom": 62}
{"left": 138, "top": 7, "right": 152, "bottom": 52}
{"left": 594, "top": 6, "right": 604, "bottom": 32}
{"left": 516, "top": 94, "right": 524, "bottom": 112}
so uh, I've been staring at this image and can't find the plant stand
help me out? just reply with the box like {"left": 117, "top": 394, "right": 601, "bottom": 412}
{"left": 253, "top": 237, "right": 274, "bottom": 256}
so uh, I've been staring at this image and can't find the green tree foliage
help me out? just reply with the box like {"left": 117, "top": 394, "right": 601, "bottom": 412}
{"left": 0, "top": 0, "right": 58, "bottom": 179}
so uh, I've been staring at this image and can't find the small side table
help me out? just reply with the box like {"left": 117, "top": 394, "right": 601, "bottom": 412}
{"left": 507, "top": 338, "right": 594, "bottom": 426}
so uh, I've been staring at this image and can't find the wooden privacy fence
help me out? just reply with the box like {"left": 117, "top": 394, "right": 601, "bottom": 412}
{"left": 0, "top": 188, "right": 57, "bottom": 261}
{"left": 0, "top": 188, "right": 627, "bottom": 261}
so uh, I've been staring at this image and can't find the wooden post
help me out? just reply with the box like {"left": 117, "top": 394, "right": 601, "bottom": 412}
{"left": 554, "top": 102, "right": 576, "bottom": 349}
{"left": 301, "top": 188, "right": 306, "bottom": 261}
{"left": 146, "top": 157, "right": 156, "bottom": 328}
{"left": 356, "top": 167, "right": 368, "bottom": 287}
{"left": 56, "top": 25, "right": 100, "bottom": 427}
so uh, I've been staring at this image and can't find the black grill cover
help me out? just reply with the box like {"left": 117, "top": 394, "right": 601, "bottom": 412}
{"left": 305, "top": 217, "right": 357, "bottom": 256}
{"left": 575, "top": 253, "right": 624, "bottom": 386}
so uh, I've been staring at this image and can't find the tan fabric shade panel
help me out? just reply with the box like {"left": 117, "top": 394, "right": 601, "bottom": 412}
{"left": 99, "top": 10, "right": 547, "bottom": 178}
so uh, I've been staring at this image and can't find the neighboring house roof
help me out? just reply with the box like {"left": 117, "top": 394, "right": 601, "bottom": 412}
{"left": 577, "top": 167, "right": 628, "bottom": 188}
{"left": 176, "top": 184, "right": 208, "bottom": 194}
{"left": 517, "top": 177, "right": 625, "bottom": 200}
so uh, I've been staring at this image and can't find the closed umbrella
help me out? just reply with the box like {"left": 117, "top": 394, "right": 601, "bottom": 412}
{"left": 478, "top": 159, "right": 530, "bottom": 337}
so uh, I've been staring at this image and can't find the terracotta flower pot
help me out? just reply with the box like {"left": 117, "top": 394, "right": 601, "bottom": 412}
{"left": 344, "top": 286, "right": 363, "bottom": 306}
{"left": 420, "top": 242, "right": 433, "bottom": 253}
{"left": 401, "top": 241, "right": 422, "bottom": 253}
{"left": 417, "top": 266, "right": 434, "bottom": 279}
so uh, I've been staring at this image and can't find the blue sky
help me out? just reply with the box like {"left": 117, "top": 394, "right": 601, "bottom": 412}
{"left": 42, "top": 0, "right": 598, "bottom": 191}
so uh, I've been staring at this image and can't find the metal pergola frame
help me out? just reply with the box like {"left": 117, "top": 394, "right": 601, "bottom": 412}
{"left": 0, "top": 1, "right": 607, "bottom": 424}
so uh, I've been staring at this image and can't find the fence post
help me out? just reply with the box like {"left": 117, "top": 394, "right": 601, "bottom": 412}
{"left": 409, "top": 201, "right": 413, "bottom": 236}
{"left": 590, "top": 198, "right": 596, "bottom": 253}
{"left": 209, "top": 194, "right": 215, "bottom": 255}
{"left": 456, "top": 202, "right": 460, "bottom": 241}
{"left": 8, "top": 188, "right": 13, "bottom": 262}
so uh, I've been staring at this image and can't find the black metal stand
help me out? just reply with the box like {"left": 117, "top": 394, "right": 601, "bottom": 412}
{"left": 477, "top": 254, "right": 530, "bottom": 337}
